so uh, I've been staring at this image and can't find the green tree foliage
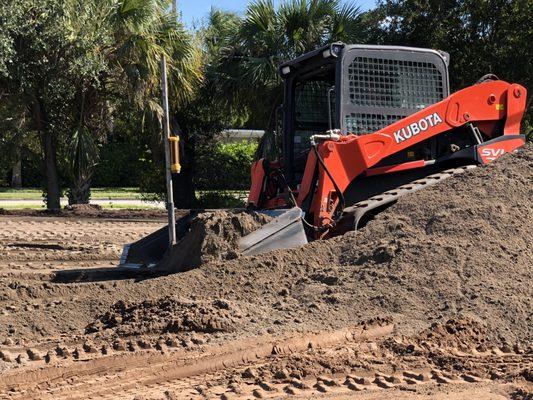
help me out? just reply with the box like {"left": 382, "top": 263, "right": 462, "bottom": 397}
{"left": 213, "top": 0, "right": 363, "bottom": 130}
{"left": 96, "top": 0, "right": 202, "bottom": 208}
{"left": 196, "top": 141, "right": 258, "bottom": 191}
{"left": 1, "top": 0, "right": 531, "bottom": 206}
{"left": 141, "top": 10, "right": 251, "bottom": 207}
{"left": 0, "top": 0, "right": 76, "bottom": 208}
{"left": 140, "top": 139, "right": 257, "bottom": 207}
{"left": 0, "top": 0, "right": 202, "bottom": 208}
{"left": 361, "top": 0, "right": 532, "bottom": 130}
{"left": 0, "top": 97, "right": 29, "bottom": 185}
{"left": 141, "top": 1, "right": 362, "bottom": 206}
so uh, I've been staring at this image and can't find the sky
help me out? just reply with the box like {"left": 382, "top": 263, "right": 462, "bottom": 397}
{"left": 180, "top": 0, "right": 377, "bottom": 27}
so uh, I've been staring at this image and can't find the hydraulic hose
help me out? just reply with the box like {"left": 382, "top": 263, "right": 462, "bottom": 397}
{"left": 279, "top": 144, "right": 347, "bottom": 233}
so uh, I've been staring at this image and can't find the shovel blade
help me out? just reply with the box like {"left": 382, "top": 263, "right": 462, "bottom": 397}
{"left": 238, "top": 207, "right": 308, "bottom": 256}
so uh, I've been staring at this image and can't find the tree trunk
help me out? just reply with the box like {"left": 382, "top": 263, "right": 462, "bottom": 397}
{"left": 31, "top": 96, "right": 61, "bottom": 210}
{"left": 68, "top": 177, "right": 91, "bottom": 205}
{"left": 11, "top": 159, "right": 22, "bottom": 188}
{"left": 43, "top": 130, "right": 61, "bottom": 210}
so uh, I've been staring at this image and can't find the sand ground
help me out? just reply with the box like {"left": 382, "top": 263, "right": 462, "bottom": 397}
{"left": 0, "top": 145, "right": 531, "bottom": 399}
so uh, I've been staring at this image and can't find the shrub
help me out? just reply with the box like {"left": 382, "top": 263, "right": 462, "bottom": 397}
{"left": 138, "top": 139, "right": 258, "bottom": 206}
{"left": 92, "top": 140, "right": 147, "bottom": 187}
{"left": 195, "top": 140, "right": 257, "bottom": 191}
{"left": 195, "top": 191, "right": 245, "bottom": 208}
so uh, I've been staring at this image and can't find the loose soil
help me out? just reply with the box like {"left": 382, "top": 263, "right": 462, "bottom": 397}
{"left": 86, "top": 297, "right": 243, "bottom": 337}
{"left": 0, "top": 144, "right": 531, "bottom": 399}
{"left": 157, "top": 210, "right": 272, "bottom": 272}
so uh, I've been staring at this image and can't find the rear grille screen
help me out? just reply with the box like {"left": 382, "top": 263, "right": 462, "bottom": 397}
{"left": 346, "top": 56, "right": 444, "bottom": 134}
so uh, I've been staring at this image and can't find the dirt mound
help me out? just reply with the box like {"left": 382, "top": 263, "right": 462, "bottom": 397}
{"left": 86, "top": 297, "right": 243, "bottom": 337}
{"left": 64, "top": 204, "right": 103, "bottom": 212}
{"left": 183, "top": 144, "right": 530, "bottom": 343}
{"left": 83, "top": 145, "right": 531, "bottom": 346}
{"left": 328, "top": 143, "right": 532, "bottom": 342}
{"left": 0, "top": 145, "right": 530, "bottom": 356}
{"left": 158, "top": 210, "right": 272, "bottom": 272}
{"left": 417, "top": 317, "right": 490, "bottom": 350}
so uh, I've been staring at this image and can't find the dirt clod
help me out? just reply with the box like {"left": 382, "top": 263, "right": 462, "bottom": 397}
{"left": 86, "top": 297, "right": 243, "bottom": 337}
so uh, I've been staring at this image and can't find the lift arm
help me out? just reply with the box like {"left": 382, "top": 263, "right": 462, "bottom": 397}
{"left": 296, "top": 80, "right": 527, "bottom": 229}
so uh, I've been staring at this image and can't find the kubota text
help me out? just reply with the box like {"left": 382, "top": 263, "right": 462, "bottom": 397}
{"left": 393, "top": 113, "right": 443, "bottom": 144}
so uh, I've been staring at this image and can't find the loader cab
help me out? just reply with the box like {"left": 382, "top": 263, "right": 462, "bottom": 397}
{"left": 278, "top": 43, "right": 450, "bottom": 185}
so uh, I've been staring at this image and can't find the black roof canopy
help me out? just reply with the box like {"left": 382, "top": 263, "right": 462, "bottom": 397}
{"left": 278, "top": 42, "right": 449, "bottom": 79}
{"left": 278, "top": 43, "right": 345, "bottom": 78}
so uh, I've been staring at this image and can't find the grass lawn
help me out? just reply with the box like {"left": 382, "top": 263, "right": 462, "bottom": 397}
{"left": 0, "top": 203, "right": 160, "bottom": 210}
{"left": 0, "top": 188, "right": 42, "bottom": 200}
{"left": 0, "top": 187, "right": 142, "bottom": 200}
{"left": 0, "top": 188, "right": 249, "bottom": 209}
{"left": 92, "top": 188, "right": 142, "bottom": 200}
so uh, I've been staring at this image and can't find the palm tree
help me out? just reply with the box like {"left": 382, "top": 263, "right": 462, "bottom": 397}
{"left": 63, "top": 0, "right": 203, "bottom": 204}
{"left": 108, "top": 0, "right": 202, "bottom": 113}
{"left": 215, "top": 0, "right": 362, "bottom": 132}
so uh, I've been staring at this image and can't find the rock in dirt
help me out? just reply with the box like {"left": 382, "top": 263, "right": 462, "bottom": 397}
{"left": 0, "top": 350, "right": 13, "bottom": 362}
{"left": 26, "top": 348, "right": 42, "bottom": 361}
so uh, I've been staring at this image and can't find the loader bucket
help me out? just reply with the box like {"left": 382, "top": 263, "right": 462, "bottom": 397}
{"left": 119, "top": 207, "right": 308, "bottom": 273}
{"left": 119, "top": 212, "right": 197, "bottom": 269}
{"left": 238, "top": 207, "right": 308, "bottom": 256}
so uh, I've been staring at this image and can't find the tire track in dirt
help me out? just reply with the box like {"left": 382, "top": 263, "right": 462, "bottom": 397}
{"left": 2, "top": 320, "right": 531, "bottom": 400}
{"left": 0, "top": 322, "right": 393, "bottom": 399}
{"left": 0, "top": 216, "right": 164, "bottom": 265}
{"left": 150, "top": 344, "right": 531, "bottom": 400}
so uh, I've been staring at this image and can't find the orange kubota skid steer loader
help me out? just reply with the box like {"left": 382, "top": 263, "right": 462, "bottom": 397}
{"left": 120, "top": 43, "right": 527, "bottom": 269}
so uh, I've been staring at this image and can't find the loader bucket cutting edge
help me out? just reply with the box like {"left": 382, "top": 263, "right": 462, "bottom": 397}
{"left": 238, "top": 207, "right": 308, "bottom": 256}
{"left": 118, "top": 212, "right": 197, "bottom": 270}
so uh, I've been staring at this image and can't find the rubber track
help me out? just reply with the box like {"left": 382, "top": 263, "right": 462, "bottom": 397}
{"left": 343, "top": 165, "right": 478, "bottom": 229}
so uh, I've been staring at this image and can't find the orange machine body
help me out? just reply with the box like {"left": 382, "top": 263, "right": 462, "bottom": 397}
{"left": 248, "top": 80, "right": 527, "bottom": 235}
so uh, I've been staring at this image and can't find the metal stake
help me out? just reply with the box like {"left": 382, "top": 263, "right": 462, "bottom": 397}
{"left": 161, "top": 55, "right": 177, "bottom": 246}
